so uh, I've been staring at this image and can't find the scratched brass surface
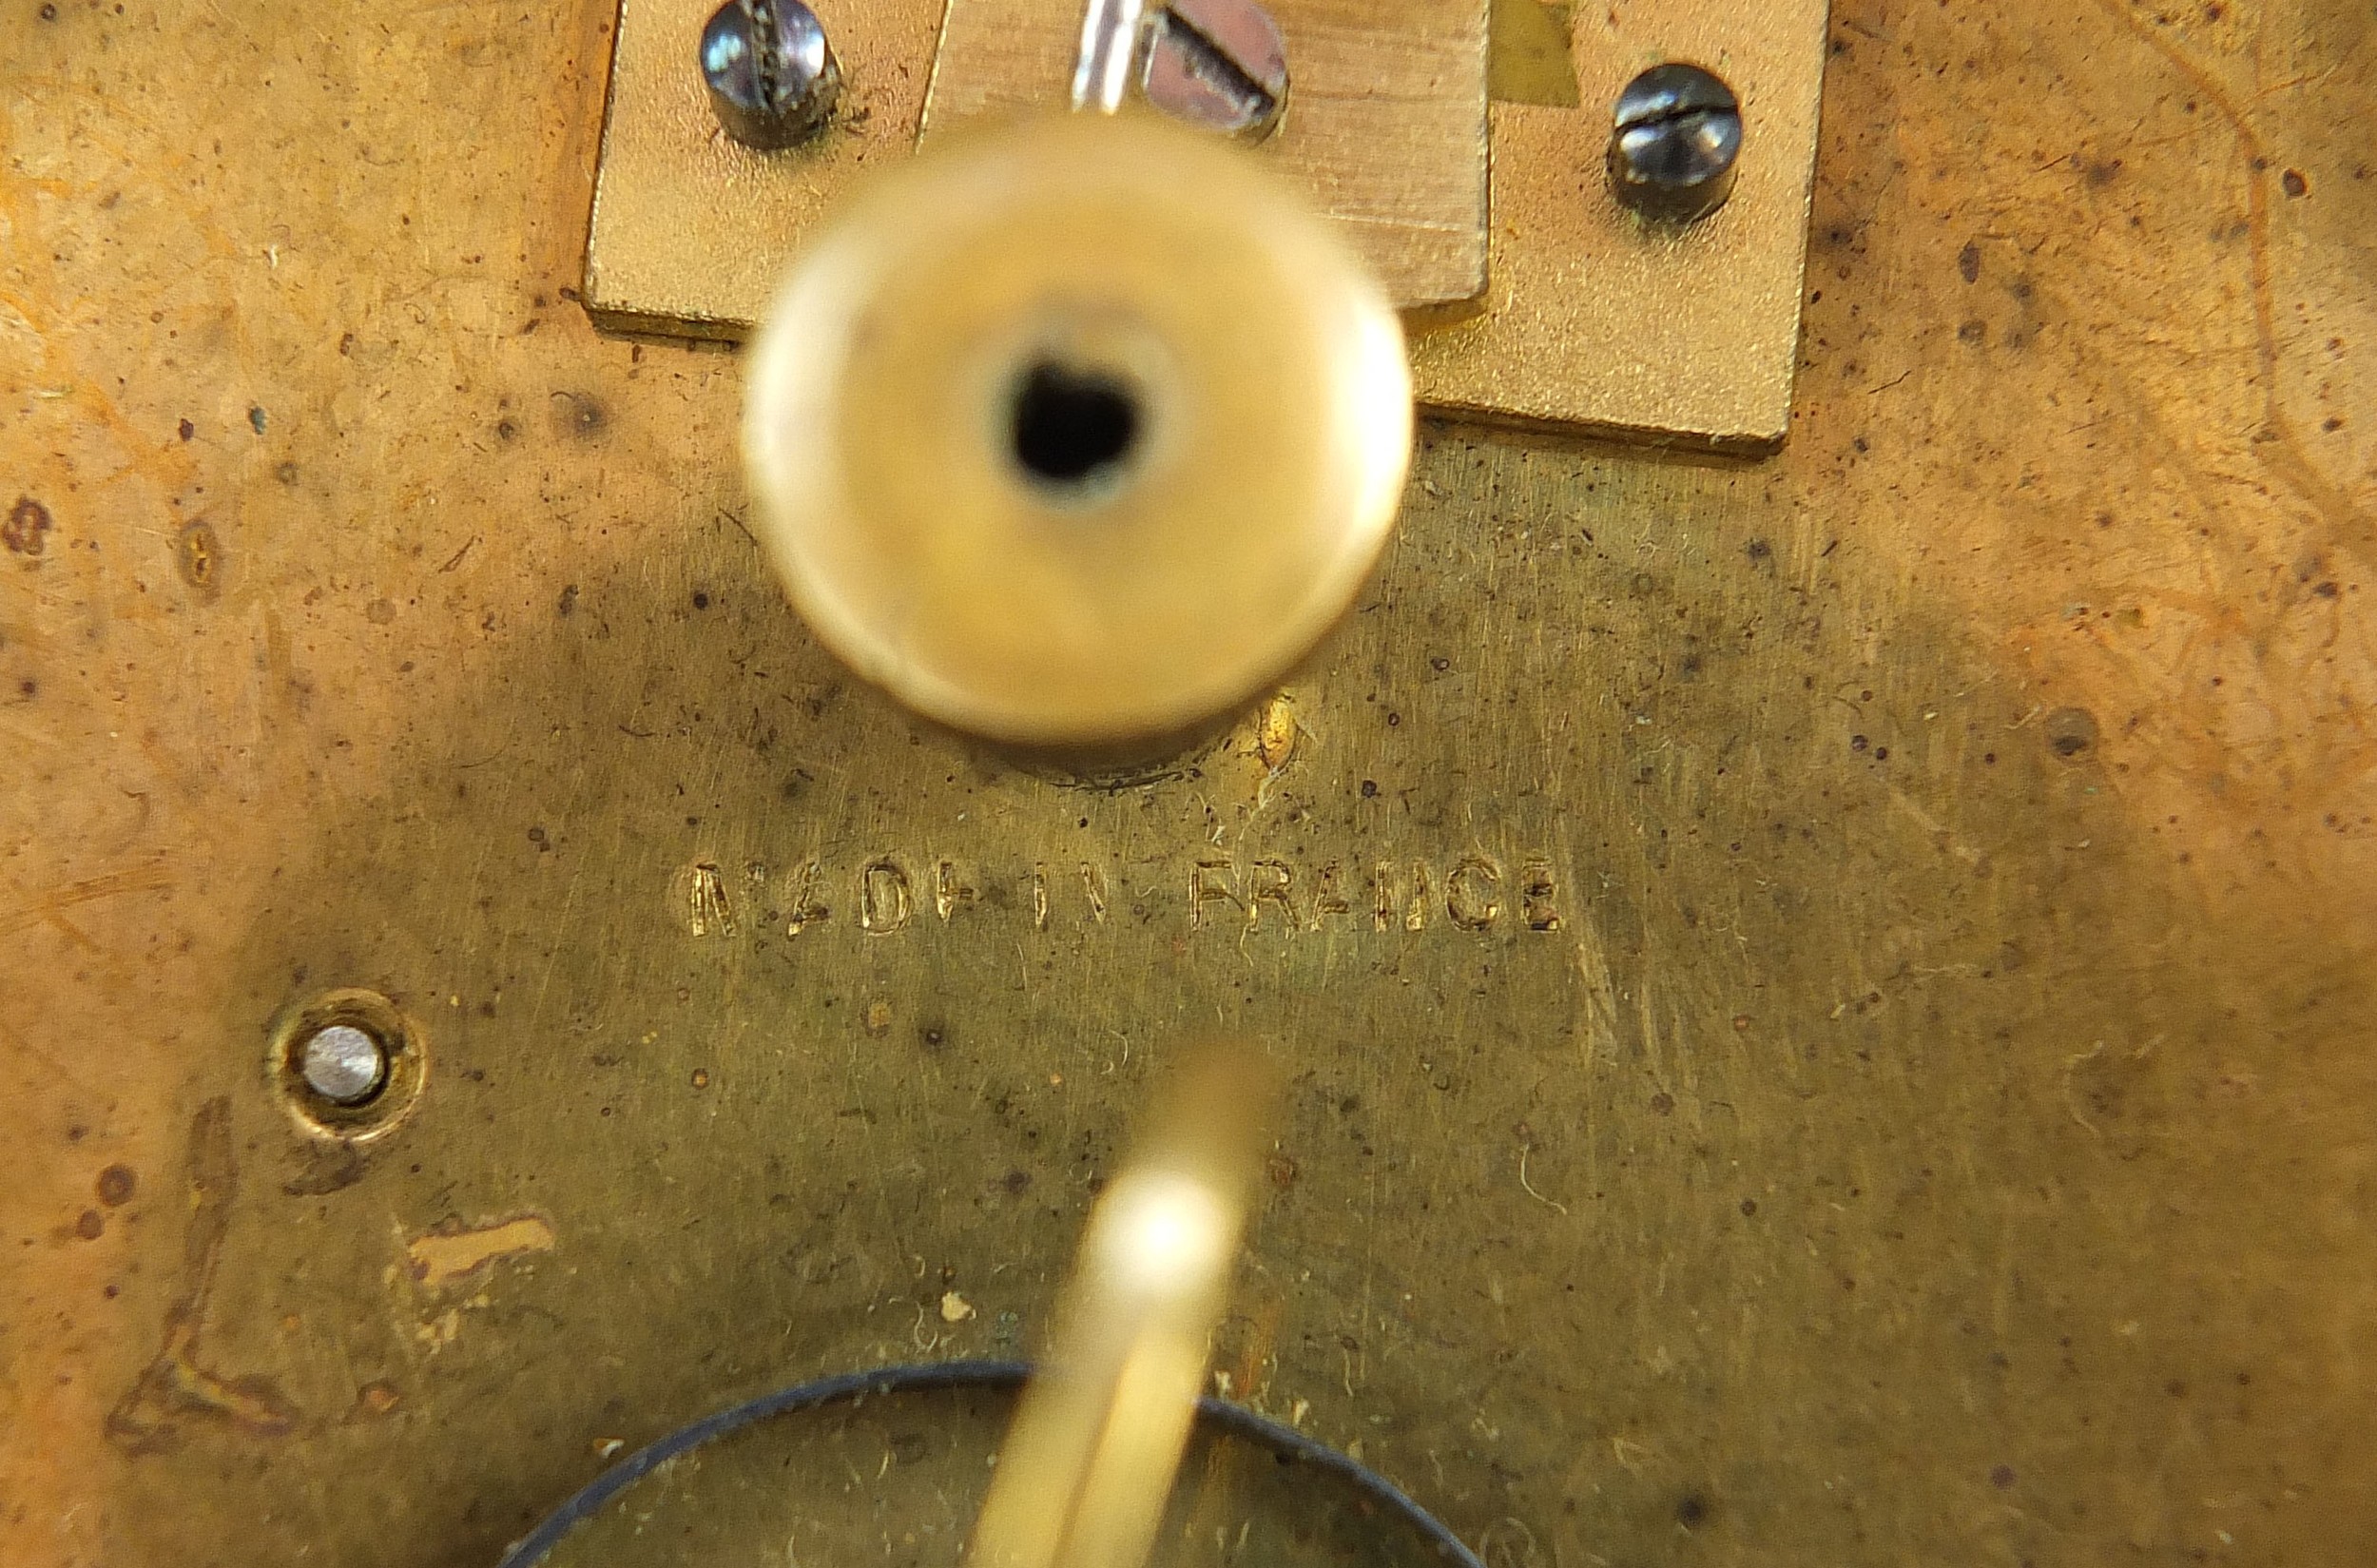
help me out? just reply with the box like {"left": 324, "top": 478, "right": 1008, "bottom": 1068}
{"left": 920, "top": 0, "right": 1490, "bottom": 311}
{"left": 528, "top": 1383, "right": 1458, "bottom": 1565}
{"left": 4, "top": 6, "right": 2376, "bottom": 1568}
{"left": 1409, "top": 0, "right": 1832, "bottom": 449}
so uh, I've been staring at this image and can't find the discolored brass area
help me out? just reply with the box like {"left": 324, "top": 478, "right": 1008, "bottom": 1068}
{"left": 919, "top": 0, "right": 1491, "bottom": 312}
{"left": 743, "top": 114, "right": 1412, "bottom": 746}
{"left": 1411, "top": 0, "right": 1831, "bottom": 449}
{"left": 7, "top": 4, "right": 2377, "bottom": 1567}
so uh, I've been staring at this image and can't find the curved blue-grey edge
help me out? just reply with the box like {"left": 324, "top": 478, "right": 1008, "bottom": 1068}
{"left": 495, "top": 1358, "right": 1486, "bottom": 1568}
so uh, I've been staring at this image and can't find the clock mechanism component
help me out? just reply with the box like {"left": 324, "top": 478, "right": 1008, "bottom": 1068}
{"left": 581, "top": 0, "right": 1829, "bottom": 448}
{"left": 968, "top": 1043, "right": 1272, "bottom": 1568}
{"left": 498, "top": 1048, "right": 1489, "bottom": 1567}
{"left": 698, "top": 0, "right": 844, "bottom": 148}
{"left": 1606, "top": 61, "right": 1743, "bottom": 224}
{"left": 1136, "top": 0, "right": 1289, "bottom": 142}
{"left": 501, "top": 1364, "right": 1483, "bottom": 1568}
{"left": 266, "top": 990, "right": 429, "bottom": 1141}
{"left": 740, "top": 108, "right": 1409, "bottom": 746}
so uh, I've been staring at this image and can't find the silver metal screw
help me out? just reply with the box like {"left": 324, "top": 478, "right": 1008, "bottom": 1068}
{"left": 1141, "top": 0, "right": 1288, "bottom": 141}
{"left": 700, "top": 0, "right": 842, "bottom": 150}
{"left": 1608, "top": 62, "right": 1743, "bottom": 223}
{"left": 300, "top": 1023, "right": 388, "bottom": 1106}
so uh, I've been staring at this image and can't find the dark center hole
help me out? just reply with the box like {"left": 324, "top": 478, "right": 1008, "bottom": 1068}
{"left": 1011, "top": 361, "right": 1141, "bottom": 489}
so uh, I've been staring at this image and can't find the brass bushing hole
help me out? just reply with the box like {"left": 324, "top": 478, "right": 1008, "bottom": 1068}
{"left": 1010, "top": 359, "right": 1145, "bottom": 493}
{"left": 267, "top": 988, "right": 427, "bottom": 1140}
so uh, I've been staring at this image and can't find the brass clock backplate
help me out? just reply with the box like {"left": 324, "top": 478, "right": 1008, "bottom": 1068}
{"left": 3, "top": 4, "right": 2374, "bottom": 1566}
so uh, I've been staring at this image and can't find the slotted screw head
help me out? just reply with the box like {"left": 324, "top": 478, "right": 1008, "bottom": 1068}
{"left": 1142, "top": 0, "right": 1289, "bottom": 141}
{"left": 701, "top": 0, "right": 841, "bottom": 150}
{"left": 1608, "top": 63, "right": 1743, "bottom": 223}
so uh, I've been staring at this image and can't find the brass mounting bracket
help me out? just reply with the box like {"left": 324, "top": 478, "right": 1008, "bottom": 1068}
{"left": 581, "top": 0, "right": 1829, "bottom": 450}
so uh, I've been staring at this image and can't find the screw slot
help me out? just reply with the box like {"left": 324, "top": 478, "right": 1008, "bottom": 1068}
{"left": 1608, "top": 62, "right": 1742, "bottom": 224}
{"left": 269, "top": 990, "right": 426, "bottom": 1140}
{"left": 700, "top": 0, "right": 841, "bottom": 149}
{"left": 1142, "top": 0, "right": 1290, "bottom": 141}
{"left": 1010, "top": 361, "right": 1144, "bottom": 494}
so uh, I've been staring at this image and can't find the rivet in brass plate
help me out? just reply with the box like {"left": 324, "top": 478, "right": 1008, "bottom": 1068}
{"left": 268, "top": 989, "right": 428, "bottom": 1140}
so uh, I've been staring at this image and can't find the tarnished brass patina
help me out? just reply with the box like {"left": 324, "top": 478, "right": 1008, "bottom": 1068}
{"left": 5, "top": 4, "right": 2375, "bottom": 1567}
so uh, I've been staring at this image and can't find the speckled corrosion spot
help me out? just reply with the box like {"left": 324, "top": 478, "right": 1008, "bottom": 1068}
{"left": 96, "top": 1164, "right": 137, "bottom": 1207}
{"left": 2044, "top": 706, "right": 2099, "bottom": 761}
{"left": 4, "top": 496, "right": 52, "bottom": 556}
{"left": 175, "top": 520, "right": 222, "bottom": 597}
{"left": 552, "top": 391, "right": 609, "bottom": 441}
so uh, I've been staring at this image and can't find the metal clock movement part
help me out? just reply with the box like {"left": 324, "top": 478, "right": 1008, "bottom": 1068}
{"left": 698, "top": 0, "right": 843, "bottom": 148}
{"left": 14, "top": 1, "right": 2373, "bottom": 1564}
{"left": 741, "top": 109, "right": 1410, "bottom": 746}
{"left": 583, "top": 0, "right": 1830, "bottom": 447}
{"left": 1607, "top": 61, "right": 1743, "bottom": 224}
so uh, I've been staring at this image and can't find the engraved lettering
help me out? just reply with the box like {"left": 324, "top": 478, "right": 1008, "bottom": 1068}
{"left": 935, "top": 860, "right": 977, "bottom": 920}
{"left": 1446, "top": 857, "right": 1501, "bottom": 931}
{"left": 783, "top": 861, "right": 830, "bottom": 937}
{"left": 1520, "top": 859, "right": 1561, "bottom": 931}
{"left": 681, "top": 862, "right": 736, "bottom": 938}
{"left": 1246, "top": 860, "right": 1296, "bottom": 931}
{"left": 1190, "top": 861, "right": 1240, "bottom": 931}
{"left": 860, "top": 859, "right": 913, "bottom": 935}
{"left": 679, "top": 847, "right": 1562, "bottom": 944}
{"left": 1404, "top": 861, "right": 1434, "bottom": 932}
{"left": 1309, "top": 863, "right": 1351, "bottom": 929}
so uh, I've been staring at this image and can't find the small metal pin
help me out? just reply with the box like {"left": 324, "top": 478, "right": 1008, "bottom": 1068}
{"left": 1608, "top": 62, "right": 1743, "bottom": 224}
{"left": 299, "top": 1023, "right": 388, "bottom": 1107}
{"left": 1071, "top": 0, "right": 1150, "bottom": 114}
{"left": 701, "top": 0, "right": 842, "bottom": 149}
{"left": 1071, "top": 0, "right": 1287, "bottom": 138}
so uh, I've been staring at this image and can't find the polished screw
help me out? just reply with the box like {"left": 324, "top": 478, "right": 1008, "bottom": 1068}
{"left": 299, "top": 1023, "right": 388, "bottom": 1107}
{"left": 1142, "top": 0, "right": 1288, "bottom": 141}
{"left": 1608, "top": 63, "right": 1742, "bottom": 223}
{"left": 700, "top": 0, "right": 841, "bottom": 150}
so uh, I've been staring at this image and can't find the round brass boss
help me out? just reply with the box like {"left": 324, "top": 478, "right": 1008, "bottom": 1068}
{"left": 743, "top": 113, "right": 1412, "bottom": 747}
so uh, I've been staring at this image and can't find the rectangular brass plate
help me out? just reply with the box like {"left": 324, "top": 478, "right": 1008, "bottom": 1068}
{"left": 580, "top": 0, "right": 1825, "bottom": 446}
{"left": 918, "top": 0, "right": 1491, "bottom": 312}
{"left": 582, "top": 0, "right": 945, "bottom": 337}
{"left": 1409, "top": 1, "right": 1832, "bottom": 451}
